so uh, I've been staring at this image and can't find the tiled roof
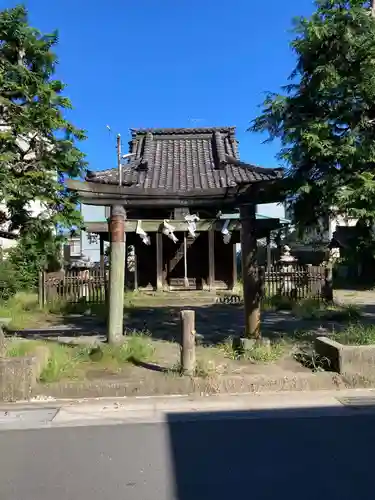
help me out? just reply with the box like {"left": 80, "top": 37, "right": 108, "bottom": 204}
{"left": 86, "top": 127, "right": 282, "bottom": 192}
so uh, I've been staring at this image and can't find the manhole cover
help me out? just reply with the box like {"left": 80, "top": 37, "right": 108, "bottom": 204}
{"left": 0, "top": 408, "right": 59, "bottom": 426}
{"left": 338, "top": 397, "right": 375, "bottom": 409}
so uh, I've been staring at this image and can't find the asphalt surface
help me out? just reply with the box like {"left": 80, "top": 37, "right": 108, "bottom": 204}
{"left": 1, "top": 408, "right": 375, "bottom": 500}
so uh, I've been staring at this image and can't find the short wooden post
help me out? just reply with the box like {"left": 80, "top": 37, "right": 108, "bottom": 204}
{"left": 107, "top": 205, "right": 126, "bottom": 344}
{"left": 323, "top": 264, "right": 333, "bottom": 302}
{"left": 180, "top": 309, "right": 196, "bottom": 375}
{"left": 240, "top": 203, "right": 261, "bottom": 339}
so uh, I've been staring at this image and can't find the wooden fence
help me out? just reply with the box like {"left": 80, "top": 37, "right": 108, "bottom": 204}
{"left": 39, "top": 270, "right": 108, "bottom": 305}
{"left": 263, "top": 264, "right": 328, "bottom": 301}
{"left": 217, "top": 264, "right": 331, "bottom": 304}
{"left": 39, "top": 265, "right": 331, "bottom": 306}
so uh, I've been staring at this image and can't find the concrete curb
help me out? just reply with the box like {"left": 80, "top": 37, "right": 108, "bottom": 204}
{"left": 30, "top": 370, "right": 348, "bottom": 401}
{"left": 8, "top": 389, "right": 375, "bottom": 428}
{"left": 2, "top": 387, "right": 374, "bottom": 411}
{"left": 2, "top": 389, "right": 375, "bottom": 431}
{"left": 315, "top": 336, "right": 375, "bottom": 380}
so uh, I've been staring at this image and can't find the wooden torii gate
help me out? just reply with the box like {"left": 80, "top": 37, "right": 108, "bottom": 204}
{"left": 67, "top": 127, "right": 283, "bottom": 344}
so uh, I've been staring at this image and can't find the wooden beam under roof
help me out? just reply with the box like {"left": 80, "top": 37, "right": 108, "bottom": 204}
{"left": 84, "top": 217, "right": 283, "bottom": 234}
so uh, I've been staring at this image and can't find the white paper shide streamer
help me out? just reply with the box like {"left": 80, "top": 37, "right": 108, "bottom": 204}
{"left": 185, "top": 214, "right": 200, "bottom": 238}
{"left": 162, "top": 220, "right": 178, "bottom": 243}
{"left": 221, "top": 219, "right": 232, "bottom": 244}
{"left": 136, "top": 220, "right": 151, "bottom": 245}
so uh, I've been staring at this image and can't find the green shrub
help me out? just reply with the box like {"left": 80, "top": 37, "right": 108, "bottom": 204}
{"left": 332, "top": 324, "right": 375, "bottom": 345}
{"left": 269, "top": 294, "right": 294, "bottom": 310}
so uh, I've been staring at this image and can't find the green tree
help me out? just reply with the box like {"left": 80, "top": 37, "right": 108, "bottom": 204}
{"left": 0, "top": 4, "right": 86, "bottom": 236}
{"left": 7, "top": 230, "right": 63, "bottom": 290}
{"left": 250, "top": 1, "right": 375, "bottom": 257}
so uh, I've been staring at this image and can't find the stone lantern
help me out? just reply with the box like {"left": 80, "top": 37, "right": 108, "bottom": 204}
{"left": 278, "top": 245, "right": 298, "bottom": 295}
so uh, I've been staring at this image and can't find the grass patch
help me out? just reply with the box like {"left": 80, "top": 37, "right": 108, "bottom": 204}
{"left": 0, "top": 292, "right": 84, "bottom": 329}
{"left": 39, "top": 343, "right": 85, "bottom": 383}
{"left": 217, "top": 337, "right": 239, "bottom": 360}
{"left": 5, "top": 338, "right": 43, "bottom": 358}
{"left": 325, "top": 304, "right": 362, "bottom": 322}
{"left": 332, "top": 323, "right": 375, "bottom": 346}
{"left": 194, "top": 358, "right": 218, "bottom": 378}
{"left": 0, "top": 289, "right": 183, "bottom": 331}
{"left": 0, "top": 291, "right": 132, "bottom": 330}
{"left": 244, "top": 341, "right": 286, "bottom": 363}
{"left": 217, "top": 336, "right": 287, "bottom": 363}
{"left": 262, "top": 295, "right": 362, "bottom": 322}
{"left": 0, "top": 293, "right": 48, "bottom": 329}
{"left": 293, "top": 298, "right": 361, "bottom": 321}
{"left": 43, "top": 333, "right": 155, "bottom": 383}
{"left": 6, "top": 331, "right": 155, "bottom": 383}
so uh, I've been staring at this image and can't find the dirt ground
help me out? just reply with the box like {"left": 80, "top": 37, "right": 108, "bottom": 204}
{"left": 32, "top": 337, "right": 346, "bottom": 400}
{"left": 10, "top": 288, "right": 375, "bottom": 399}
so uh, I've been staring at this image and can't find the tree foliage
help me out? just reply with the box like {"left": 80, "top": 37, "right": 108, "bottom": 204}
{"left": 251, "top": 1, "right": 375, "bottom": 243}
{"left": 0, "top": 230, "right": 62, "bottom": 298}
{"left": 8, "top": 230, "right": 62, "bottom": 289}
{"left": 0, "top": 5, "right": 86, "bottom": 235}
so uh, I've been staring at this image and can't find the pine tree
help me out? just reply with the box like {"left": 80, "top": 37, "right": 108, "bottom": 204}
{"left": 0, "top": 5, "right": 86, "bottom": 235}
{"left": 250, "top": 0, "right": 375, "bottom": 252}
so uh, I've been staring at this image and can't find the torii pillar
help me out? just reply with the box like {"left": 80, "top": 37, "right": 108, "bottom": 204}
{"left": 107, "top": 205, "right": 126, "bottom": 344}
{"left": 240, "top": 203, "right": 261, "bottom": 339}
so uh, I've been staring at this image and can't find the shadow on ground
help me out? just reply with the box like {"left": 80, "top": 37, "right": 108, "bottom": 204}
{"left": 3, "top": 403, "right": 375, "bottom": 499}
{"left": 5, "top": 302, "right": 332, "bottom": 345}
{"left": 166, "top": 403, "right": 375, "bottom": 500}
{"left": 6, "top": 289, "right": 375, "bottom": 345}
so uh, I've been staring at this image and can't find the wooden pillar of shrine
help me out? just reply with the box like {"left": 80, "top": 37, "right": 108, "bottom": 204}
{"left": 183, "top": 232, "right": 189, "bottom": 289}
{"left": 231, "top": 243, "right": 238, "bottom": 290}
{"left": 240, "top": 204, "right": 261, "bottom": 339}
{"left": 208, "top": 229, "right": 215, "bottom": 291}
{"left": 107, "top": 205, "right": 126, "bottom": 344}
{"left": 156, "top": 232, "right": 163, "bottom": 290}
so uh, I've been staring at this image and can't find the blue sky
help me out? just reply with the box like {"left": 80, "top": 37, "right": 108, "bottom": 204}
{"left": 3, "top": 0, "right": 315, "bottom": 171}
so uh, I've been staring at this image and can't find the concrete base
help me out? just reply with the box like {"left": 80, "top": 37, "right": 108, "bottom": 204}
{"left": 0, "top": 346, "right": 50, "bottom": 402}
{"left": 239, "top": 337, "right": 271, "bottom": 352}
{"left": 0, "top": 328, "right": 6, "bottom": 357}
{"left": 315, "top": 336, "right": 375, "bottom": 380}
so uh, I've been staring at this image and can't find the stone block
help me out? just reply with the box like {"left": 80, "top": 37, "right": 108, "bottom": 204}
{"left": 0, "top": 356, "right": 34, "bottom": 401}
{"left": 0, "top": 327, "right": 6, "bottom": 357}
{"left": 315, "top": 336, "right": 375, "bottom": 379}
{"left": 0, "top": 345, "right": 51, "bottom": 402}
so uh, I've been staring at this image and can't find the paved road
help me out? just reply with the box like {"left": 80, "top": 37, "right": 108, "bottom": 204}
{"left": 1, "top": 409, "right": 375, "bottom": 500}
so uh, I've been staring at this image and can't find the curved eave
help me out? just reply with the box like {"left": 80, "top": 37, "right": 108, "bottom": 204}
{"left": 67, "top": 178, "right": 283, "bottom": 207}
